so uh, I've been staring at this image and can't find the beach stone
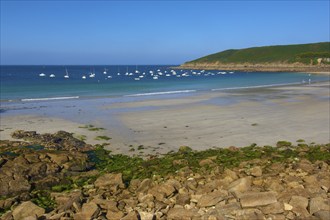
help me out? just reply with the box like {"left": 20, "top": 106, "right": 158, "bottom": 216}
{"left": 167, "top": 207, "right": 200, "bottom": 220}
{"left": 314, "top": 210, "right": 330, "bottom": 220}
{"left": 199, "top": 158, "right": 215, "bottom": 167}
{"left": 138, "top": 211, "right": 154, "bottom": 220}
{"left": 47, "top": 153, "right": 69, "bottom": 165}
{"left": 231, "top": 208, "right": 264, "bottom": 220}
{"left": 289, "top": 195, "right": 308, "bottom": 209}
{"left": 309, "top": 197, "right": 330, "bottom": 214}
{"left": 239, "top": 191, "right": 277, "bottom": 208}
{"left": 227, "top": 177, "right": 251, "bottom": 194}
{"left": 259, "top": 202, "right": 284, "bottom": 214}
{"left": 121, "top": 211, "right": 139, "bottom": 220}
{"left": 223, "top": 168, "right": 238, "bottom": 180}
{"left": 284, "top": 203, "right": 293, "bottom": 211}
{"left": 73, "top": 202, "right": 100, "bottom": 220}
{"left": 136, "top": 178, "right": 152, "bottom": 193}
{"left": 0, "top": 173, "right": 31, "bottom": 197}
{"left": 106, "top": 210, "right": 125, "bottom": 220}
{"left": 12, "top": 201, "right": 45, "bottom": 220}
{"left": 197, "top": 190, "right": 228, "bottom": 208}
{"left": 148, "top": 183, "right": 176, "bottom": 201}
{"left": 175, "top": 193, "right": 190, "bottom": 205}
{"left": 250, "top": 166, "right": 263, "bottom": 177}
{"left": 94, "top": 173, "right": 125, "bottom": 189}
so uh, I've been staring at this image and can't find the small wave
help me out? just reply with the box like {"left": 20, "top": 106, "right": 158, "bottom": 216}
{"left": 21, "top": 96, "right": 80, "bottom": 102}
{"left": 211, "top": 82, "right": 302, "bottom": 91}
{"left": 125, "top": 90, "right": 196, "bottom": 97}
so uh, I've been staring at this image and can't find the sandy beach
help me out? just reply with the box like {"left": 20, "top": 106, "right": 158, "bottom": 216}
{"left": 1, "top": 82, "right": 329, "bottom": 155}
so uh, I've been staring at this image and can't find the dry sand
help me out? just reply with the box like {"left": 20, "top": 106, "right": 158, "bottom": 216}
{"left": 1, "top": 82, "right": 329, "bottom": 155}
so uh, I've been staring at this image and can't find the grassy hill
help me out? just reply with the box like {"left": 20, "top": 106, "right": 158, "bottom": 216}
{"left": 185, "top": 42, "right": 330, "bottom": 65}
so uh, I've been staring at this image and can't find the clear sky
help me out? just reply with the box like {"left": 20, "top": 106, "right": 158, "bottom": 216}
{"left": 1, "top": 0, "right": 329, "bottom": 65}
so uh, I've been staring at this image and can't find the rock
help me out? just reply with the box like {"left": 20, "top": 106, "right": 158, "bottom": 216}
{"left": 227, "top": 177, "right": 251, "bottom": 194}
{"left": 121, "top": 211, "right": 139, "bottom": 220}
{"left": 47, "top": 153, "right": 69, "bottom": 165}
{"left": 284, "top": 203, "right": 293, "bottom": 211}
{"left": 197, "top": 190, "right": 228, "bottom": 208}
{"left": 94, "top": 173, "right": 125, "bottom": 190}
{"left": 92, "top": 198, "right": 118, "bottom": 212}
{"left": 231, "top": 208, "right": 265, "bottom": 220}
{"left": 148, "top": 183, "right": 176, "bottom": 201}
{"left": 175, "top": 193, "right": 190, "bottom": 206}
{"left": 314, "top": 210, "right": 330, "bottom": 220}
{"left": 199, "top": 158, "right": 215, "bottom": 167}
{"left": 289, "top": 195, "right": 308, "bottom": 209}
{"left": 106, "top": 210, "right": 125, "bottom": 220}
{"left": 136, "top": 178, "right": 152, "bottom": 193}
{"left": 223, "top": 168, "right": 238, "bottom": 180}
{"left": 309, "top": 197, "right": 330, "bottom": 214}
{"left": 12, "top": 201, "right": 45, "bottom": 220}
{"left": 73, "top": 202, "right": 100, "bottom": 220}
{"left": 260, "top": 202, "right": 284, "bottom": 214}
{"left": 138, "top": 211, "right": 154, "bottom": 220}
{"left": 239, "top": 191, "right": 277, "bottom": 208}
{"left": 250, "top": 166, "right": 262, "bottom": 177}
{"left": 167, "top": 207, "right": 200, "bottom": 220}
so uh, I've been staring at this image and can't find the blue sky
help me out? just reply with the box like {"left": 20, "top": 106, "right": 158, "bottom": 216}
{"left": 1, "top": 0, "right": 329, "bottom": 65}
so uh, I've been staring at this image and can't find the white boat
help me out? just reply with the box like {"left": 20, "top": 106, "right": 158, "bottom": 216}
{"left": 153, "top": 76, "right": 158, "bottom": 80}
{"left": 134, "top": 78, "right": 140, "bottom": 81}
{"left": 82, "top": 75, "right": 86, "bottom": 79}
{"left": 64, "top": 68, "right": 69, "bottom": 79}
{"left": 107, "top": 76, "right": 112, "bottom": 79}
{"left": 89, "top": 73, "right": 95, "bottom": 78}
{"left": 49, "top": 74, "right": 55, "bottom": 78}
{"left": 103, "top": 68, "right": 108, "bottom": 74}
{"left": 39, "top": 73, "right": 46, "bottom": 77}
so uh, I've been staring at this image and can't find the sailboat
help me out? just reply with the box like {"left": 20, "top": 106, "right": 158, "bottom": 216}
{"left": 64, "top": 68, "right": 69, "bottom": 79}
{"left": 103, "top": 68, "right": 108, "bottom": 74}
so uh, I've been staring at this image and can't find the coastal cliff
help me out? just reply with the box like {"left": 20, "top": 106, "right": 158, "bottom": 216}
{"left": 179, "top": 42, "right": 330, "bottom": 72}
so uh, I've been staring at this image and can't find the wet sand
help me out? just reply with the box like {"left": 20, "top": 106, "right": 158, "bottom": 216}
{"left": 1, "top": 82, "right": 329, "bottom": 155}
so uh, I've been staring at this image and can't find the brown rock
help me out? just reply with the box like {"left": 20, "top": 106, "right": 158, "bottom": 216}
{"left": 239, "top": 191, "right": 277, "bottom": 208}
{"left": 223, "top": 168, "right": 238, "bottom": 180}
{"left": 12, "top": 201, "right": 45, "bottom": 220}
{"left": 94, "top": 173, "right": 125, "bottom": 190}
{"left": 106, "top": 210, "right": 125, "bottom": 220}
{"left": 176, "top": 193, "right": 190, "bottom": 206}
{"left": 73, "top": 202, "right": 100, "bottom": 220}
{"left": 227, "top": 177, "right": 251, "bottom": 194}
{"left": 121, "top": 211, "right": 139, "bottom": 220}
{"left": 289, "top": 195, "right": 308, "bottom": 209}
{"left": 197, "top": 190, "right": 228, "bottom": 208}
{"left": 314, "top": 210, "right": 330, "bottom": 220}
{"left": 309, "top": 197, "right": 330, "bottom": 214}
{"left": 167, "top": 207, "right": 200, "bottom": 220}
{"left": 138, "top": 211, "right": 154, "bottom": 220}
{"left": 47, "top": 153, "right": 69, "bottom": 165}
{"left": 259, "top": 202, "right": 284, "bottom": 214}
{"left": 231, "top": 208, "right": 264, "bottom": 220}
{"left": 136, "top": 178, "right": 152, "bottom": 193}
{"left": 148, "top": 183, "right": 176, "bottom": 201}
{"left": 199, "top": 158, "right": 215, "bottom": 167}
{"left": 250, "top": 166, "right": 262, "bottom": 177}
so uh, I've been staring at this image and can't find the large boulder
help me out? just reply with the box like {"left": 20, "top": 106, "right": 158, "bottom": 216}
{"left": 239, "top": 191, "right": 277, "bottom": 208}
{"left": 12, "top": 201, "right": 45, "bottom": 220}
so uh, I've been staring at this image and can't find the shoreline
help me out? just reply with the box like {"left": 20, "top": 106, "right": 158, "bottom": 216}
{"left": 1, "top": 81, "right": 329, "bottom": 156}
{"left": 175, "top": 63, "right": 330, "bottom": 75}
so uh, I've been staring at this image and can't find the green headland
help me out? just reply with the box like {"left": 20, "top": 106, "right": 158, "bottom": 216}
{"left": 180, "top": 42, "right": 330, "bottom": 72}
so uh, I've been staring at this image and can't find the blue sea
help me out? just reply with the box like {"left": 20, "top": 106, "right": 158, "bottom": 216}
{"left": 0, "top": 65, "right": 329, "bottom": 103}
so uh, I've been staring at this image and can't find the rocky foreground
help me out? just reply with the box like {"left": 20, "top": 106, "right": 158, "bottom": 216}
{"left": 0, "top": 131, "right": 330, "bottom": 220}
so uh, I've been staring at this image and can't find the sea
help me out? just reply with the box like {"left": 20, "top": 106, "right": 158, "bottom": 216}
{"left": 1, "top": 65, "right": 329, "bottom": 103}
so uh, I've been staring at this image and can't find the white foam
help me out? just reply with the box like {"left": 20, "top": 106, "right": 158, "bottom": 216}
{"left": 125, "top": 90, "right": 196, "bottom": 97}
{"left": 211, "top": 82, "right": 302, "bottom": 91}
{"left": 21, "top": 96, "right": 79, "bottom": 102}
